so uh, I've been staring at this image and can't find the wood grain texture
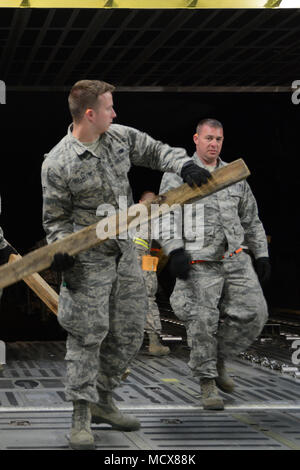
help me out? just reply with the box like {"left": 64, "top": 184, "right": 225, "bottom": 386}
{"left": 8, "top": 254, "right": 59, "bottom": 315}
{"left": 0, "top": 159, "right": 250, "bottom": 290}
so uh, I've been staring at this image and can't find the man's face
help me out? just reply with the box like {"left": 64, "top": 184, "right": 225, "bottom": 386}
{"left": 91, "top": 91, "right": 116, "bottom": 134}
{"left": 139, "top": 191, "right": 155, "bottom": 203}
{"left": 193, "top": 124, "right": 224, "bottom": 165}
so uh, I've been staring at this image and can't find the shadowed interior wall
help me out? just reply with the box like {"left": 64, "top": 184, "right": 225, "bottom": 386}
{"left": 0, "top": 90, "right": 298, "bottom": 339}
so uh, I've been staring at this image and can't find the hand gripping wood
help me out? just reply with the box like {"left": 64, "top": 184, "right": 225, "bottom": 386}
{"left": 0, "top": 158, "right": 250, "bottom": 290}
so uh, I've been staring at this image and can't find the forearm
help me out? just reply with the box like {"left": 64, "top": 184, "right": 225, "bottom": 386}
{"left": 42, "top": 164, "right": 73, "bottom": 244}
{"left": 244, "top": 226, "right": 269, "bottom": 258}
{"left": 154, "top": 171, "right": 184, "bottom": 254}
{"left": 127, "top": 126, "right": 191, "bottom": 175}
{"left": 240, "top": 182, "right": 269, "bottom": 258}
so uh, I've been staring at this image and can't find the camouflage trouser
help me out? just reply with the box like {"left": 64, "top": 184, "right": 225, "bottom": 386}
{"left": 136, "top": 253, "right": 162, "bottom": 334}
{"left": 57, "top": 242, "right": 147, "bottom": 403}
{"left": 170, "top": 251, "right": 268, "bottom": 379}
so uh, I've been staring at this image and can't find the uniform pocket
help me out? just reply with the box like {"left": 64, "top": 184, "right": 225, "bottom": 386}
{"left": 170, "top": 278, "right": 198, "bottom": 322}
{"left": 228, "top": 181, "right": 244, "bottom": 197}
{"left": 185, "top": 226, "right": 214, "bottom": 251}
{"left": 68, "top": 164, "right": 102, "bottom": 196}
{"left": 112, "top": 146, "right": 131, "bottom": 177}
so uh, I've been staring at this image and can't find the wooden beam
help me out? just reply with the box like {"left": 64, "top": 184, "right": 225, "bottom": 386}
{"left": 0, "top": 158, "right": 250, "bottom": 290}
{"left": 272, "top": 308, "right": 300, "bottom": 316}
{"left": 8, "top": 254, "right": 58, "bottom": 316}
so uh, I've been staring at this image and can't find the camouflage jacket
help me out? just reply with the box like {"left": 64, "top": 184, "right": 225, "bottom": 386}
{"left": 41, "top": 124, "right": 191, "bottom": 245}
{"left": 158, "top": 153, "right": 268, "bottom": 261}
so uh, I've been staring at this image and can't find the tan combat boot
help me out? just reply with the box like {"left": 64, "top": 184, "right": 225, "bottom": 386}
{"left": 69, "top": 400, "right": 95, "bottom": 450}
{"left": 148, "top": 332, "right": 170, "bottom": 356}
{"left": 215, "top": 358, "right": 235, "bottom": 393}
{"left": 200, "top": 378, "right": 224, "bottom": 410}
{"left": 121, "top": 368, "right": 131, "bottom": 381}
{"left": 91, "top": 391, "right": 140, "bottom": 431}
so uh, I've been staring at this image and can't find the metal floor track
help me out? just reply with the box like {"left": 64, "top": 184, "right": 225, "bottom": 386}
{"left": 0, "top": 341, "right": 300, "bottom": 451}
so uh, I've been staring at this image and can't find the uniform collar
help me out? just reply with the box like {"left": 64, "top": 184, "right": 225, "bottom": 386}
{"left": 192, "top": 152, "right": 224, "bottom": 170}
{"left": 67, "top": 124, "right": 102, "bottom": 158}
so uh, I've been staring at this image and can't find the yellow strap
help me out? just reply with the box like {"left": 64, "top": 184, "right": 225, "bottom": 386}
{"left": 133, "top": 238, "right": 149, "bottom": 250}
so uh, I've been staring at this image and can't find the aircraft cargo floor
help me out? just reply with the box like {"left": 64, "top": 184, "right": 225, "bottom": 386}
{"left": 0, "top": 337, "right": 300, "bottom": 451}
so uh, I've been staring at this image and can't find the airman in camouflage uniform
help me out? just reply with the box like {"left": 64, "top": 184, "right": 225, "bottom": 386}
{"left": 41, "top": 80, "right": 209, "bottom": 449}
{"left": 158, "top": 119, "right": 270, "bottom": 410}
{"left": 0, "top": 197, "right": 16, "bottom": 300}
{"left": 133, "top": 192, "right": 170, "bottom": 357}
{"left": 0, "top": 196, "right": 17, "bottom": 370}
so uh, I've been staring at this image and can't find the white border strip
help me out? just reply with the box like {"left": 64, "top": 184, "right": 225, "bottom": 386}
{"left": 1, "top": 403, "right": 300, "bottom": 413}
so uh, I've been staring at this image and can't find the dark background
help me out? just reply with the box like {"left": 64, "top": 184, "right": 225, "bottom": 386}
{"left": 0, "top": 89, "right": 299, "bottom": 340}
{"left": 1, "top": 6, "right": 300, "bottom": 340}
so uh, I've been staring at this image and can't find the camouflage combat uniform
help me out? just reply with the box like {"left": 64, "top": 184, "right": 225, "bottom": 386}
{"left": 158, "top": 154, "right": 269, "bottom": 379}
{"left": 41, "top": 124, "right": 191, "bottom": 402}
{"left": 133, "top": 237, "right": 162, "bottom": 334}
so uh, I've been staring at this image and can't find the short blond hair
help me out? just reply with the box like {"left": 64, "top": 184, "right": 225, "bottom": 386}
{"left": 68, "top": 79, "right": 115, "bottom": 123}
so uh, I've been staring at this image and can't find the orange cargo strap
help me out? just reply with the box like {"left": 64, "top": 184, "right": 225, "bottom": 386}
{"left": 226, "top": 247, "right": 243, "bottom": 258}
{"left": 191, "top": 247, "right": 243, "bottom": 264}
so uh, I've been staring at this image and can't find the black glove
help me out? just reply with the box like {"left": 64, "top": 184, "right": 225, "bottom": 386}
{"left": 51, "top": 253, "right": 75, "bottom": 272}
{"left": 181, "top": 161, "right": 211, "bottom": 188}
{"left": 254, "top": 257, "right": 271, "bottom": 285}
{"left": 169, "top": 248, "right": 191, "bottom": 280}
{"left": 0, "top": 244, "right": 18, "bottom": 265}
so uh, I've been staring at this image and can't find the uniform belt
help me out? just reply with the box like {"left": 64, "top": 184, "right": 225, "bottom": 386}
{"left": 226, "top": 247, "right": 243, "bottom": 258}
{"left": 190, "top": 247, "right": 243, "bottom": 264}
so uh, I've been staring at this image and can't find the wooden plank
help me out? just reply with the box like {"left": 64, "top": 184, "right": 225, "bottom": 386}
{"left": 8, "top": 254, "right": 58, "bottom": 315}
{"left": 272, "top": 308, "right": 300, "bottom": 316}
{"left": 0, "top": 158, "right": 250, "bottom": 290}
